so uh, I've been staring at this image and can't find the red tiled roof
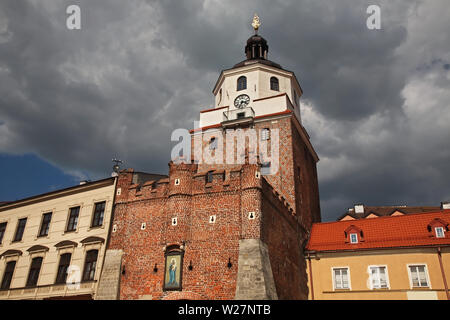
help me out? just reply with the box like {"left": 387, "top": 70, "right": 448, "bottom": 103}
{"left": 306, "top": 209, "right": 450, "bottom": 252}
{"left": 338, "top": 206, "right": 441, "bottom": 220}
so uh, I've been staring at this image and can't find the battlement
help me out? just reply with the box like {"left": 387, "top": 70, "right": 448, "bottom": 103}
{"left": 115, "top": 160, "right": 267, "bottom": 204}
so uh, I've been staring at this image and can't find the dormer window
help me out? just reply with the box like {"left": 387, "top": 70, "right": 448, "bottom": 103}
{"left": 427, "top": 218, "right": 448, "bottom": 238}
{"left": 237, "top": 76, "right": 247, "bottom": 91}
{"left": 345, "top": 225, "right": 364, "bottom": 244}
{"left": 270, "top": 77, "right": 279, "bottom": 91}
{"left": 435, "top": 227, "right": 445, "bottom": 238}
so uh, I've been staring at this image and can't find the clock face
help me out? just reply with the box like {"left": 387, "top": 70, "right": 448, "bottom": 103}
{"left": 234, "top": 94, "right": 250, "bottom": 109}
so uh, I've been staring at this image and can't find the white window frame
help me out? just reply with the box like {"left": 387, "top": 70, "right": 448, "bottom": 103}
{"left": 407, "top": 264, "right": 431, "bottom": 289}
{"left": 209, "top": 137, "right": 218, "bottom": 150}
{"left": 261, "top": 128, "right": 270, "bottom": 141}
{"left": 332, "top": 267, "right": 351, "bottom": 290}
{"left": 368, "top": 265, "right": 390, "bottom": 289}
{"left": 435, "top": 227, "right": 445, "bottom": 238}
{"left": 350, "top": 233, "right": 358, "bottom": 244}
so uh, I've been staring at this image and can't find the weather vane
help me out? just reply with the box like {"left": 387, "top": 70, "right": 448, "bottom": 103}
{"left": 112, "top": 158, "right": 123, "bottom": 176}
{"left": 252, "top": 14, "right": 261, "bottom": 34}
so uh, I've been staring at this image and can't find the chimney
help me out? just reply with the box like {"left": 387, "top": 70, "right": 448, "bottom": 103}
{"left": 79, "top": 180, "right": 88, "bottom": 185}
{"left": 354, "top": 204, "right": 364, "bottom": 214}
{"left": 441, "top": 202, "right": 450, "bottom": 210}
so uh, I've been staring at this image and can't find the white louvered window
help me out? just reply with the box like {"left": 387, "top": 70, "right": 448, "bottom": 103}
{"left": 261, "top": 128, "right": 270, "bottom": 141}
{"left": 333, "top": 268, "right": 350, "bottom": 289}
{"left": 409, "top": 265, "right": 429, "bottom": 287}
{"left": 369, "top": 266, "right": 389, "bottom": 289}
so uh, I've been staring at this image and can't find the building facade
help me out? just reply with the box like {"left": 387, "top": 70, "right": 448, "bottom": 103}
{"left": 98, "top": 23, "right": 321, "bottom": 300}
{"left": 0, "top": 178, "right": 116, "bottom": 300}
{"left": 305, "top": 209, "right": 450, "bottom": 300}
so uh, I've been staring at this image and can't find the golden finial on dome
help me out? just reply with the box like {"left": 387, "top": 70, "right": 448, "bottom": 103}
{"left": 252, "top": 14, "right": 261, "bottom": 34}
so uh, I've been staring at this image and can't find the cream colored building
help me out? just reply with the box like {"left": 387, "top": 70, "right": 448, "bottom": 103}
{"left": 305, "top": 209, "right": 450, "bottom": 300}
{"left": 0, "top": 177, "right": 116, "bottom": 300}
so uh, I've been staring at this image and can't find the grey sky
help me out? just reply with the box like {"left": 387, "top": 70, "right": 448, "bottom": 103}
{"left": 0, "top": 0, "right": 449, "bottom": 221}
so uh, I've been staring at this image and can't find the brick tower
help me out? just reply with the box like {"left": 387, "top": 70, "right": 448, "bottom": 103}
{"left": 97, "top": 16, "right": 321, "bottom": 300}
{"left": 193, "top": 19, "right": 321, "bottom": 229}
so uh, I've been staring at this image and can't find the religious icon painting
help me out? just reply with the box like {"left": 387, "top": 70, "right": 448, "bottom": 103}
{"left": 163, "top": 250, "right": 183, "bottom": 291}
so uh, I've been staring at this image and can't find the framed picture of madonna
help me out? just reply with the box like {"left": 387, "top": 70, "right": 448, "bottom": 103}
{"left": 163, "top": 249, "right": 183, "bottom": 291}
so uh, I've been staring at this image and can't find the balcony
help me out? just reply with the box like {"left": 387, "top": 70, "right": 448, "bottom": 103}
{"left": 222, "top": 107, "right": 255, "bottom": 128}
{"left": 0, "top": 280, "right": 96, "bottom": 300}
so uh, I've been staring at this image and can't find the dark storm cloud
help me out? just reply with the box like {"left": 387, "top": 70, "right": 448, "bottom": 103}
{"left": 0, "top": 0, "right": 449, "bottom": 220}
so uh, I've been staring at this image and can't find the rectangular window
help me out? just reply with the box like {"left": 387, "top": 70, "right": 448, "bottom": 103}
{"left": 409, "top": 265, "right": 429, "bottom": 288}
{"left": 1, "top": 261, "right": 16, "bottom": 290}
{"left": 209, "top": 137, "right": 217, "bottom": 150}
{"left": 55, "top": 253, "right": 72, "bottom": 284}
{"left": 26, "top": 257, "right": 43, "bottom": 287}
{"left": 66, "top": 207, "right": 80, "bottom": 232}
{"left": 261, "top": 162, "right": 271, "bottom": 175}
{"left": 350, "top": 233, "right": 358, "bottom": 244}
{"left": 369, "top": 266, "right": 389, "bottom": 289}
{"left": 38, "top": 212, "right": 52, "bottom": 237}
{"left": 237, "top": 112, "right": 246, "bottom": 119}
{"left": 13, "top": 218, "right": 27, "bottom": 242}
{"left": 91, "top": 202, "right": 106, "bottom": 228}
{"left": 206, "top": 171, "right": 213, "bottom": 183}
{"left": 0, "top": 222, "right": 6, "bottom": 244}
{"left": 261, "top": 128, "right": 270, "bottom": 141}
{"left": 435, "top": 227, "right": 445, "bottom": 238}
{"left": 82, "top": 250, "right": 98, "bottom": 281}
{"left": 333, "top": 268, "right": 350, "bottom": 289}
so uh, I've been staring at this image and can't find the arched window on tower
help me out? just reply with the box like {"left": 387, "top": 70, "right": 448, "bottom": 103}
{"left": 237, "top": 76, "right": 247, "bottom": 91}
{"left": 270, "top": 77, "right": 279, "bottom": 91}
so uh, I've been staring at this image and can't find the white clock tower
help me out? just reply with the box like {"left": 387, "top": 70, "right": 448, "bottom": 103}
{"left": 194, "top": 15, "right": 321, "bottom": 227}
{"left": 199, "top": 15, "right": 303, "bottom": 128}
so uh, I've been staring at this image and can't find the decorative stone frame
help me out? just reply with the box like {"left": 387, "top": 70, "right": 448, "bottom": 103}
{"left": 163, "top": 245, "right": 184, "bottom": 292}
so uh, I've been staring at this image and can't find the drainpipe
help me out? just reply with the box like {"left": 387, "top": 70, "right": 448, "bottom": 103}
{"left": 437, "top": 247, "right": 450, "bottom": 300}
{"left": 307, "top": 254, "right": 315, "bottom": 300}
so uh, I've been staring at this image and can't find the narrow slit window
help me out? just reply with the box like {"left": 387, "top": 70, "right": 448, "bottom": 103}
{"left": 206, "top": 171, "right": 214, "bottom": 183}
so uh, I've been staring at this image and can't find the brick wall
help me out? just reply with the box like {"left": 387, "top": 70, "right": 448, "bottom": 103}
{"left": 109, "top": 164, "right": 262, "bottom": 299}
{"left": 106, "top": 112, "right": 320, "bottom": 300}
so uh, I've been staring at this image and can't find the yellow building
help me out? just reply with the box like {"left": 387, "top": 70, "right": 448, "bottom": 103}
{"left": 0, "top": 178, "right": 116, "bottom": 300}
{"left": 305, "top": 209, "right": 450, "bottom": 300}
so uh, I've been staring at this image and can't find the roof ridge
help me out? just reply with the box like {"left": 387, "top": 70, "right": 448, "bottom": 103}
{"left": 315, "top": 209, "right": 450, "bottom": 226}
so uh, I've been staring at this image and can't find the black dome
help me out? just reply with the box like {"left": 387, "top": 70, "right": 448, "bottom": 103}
{"left": 232, "top": 33, "right": 282, "bottom": 70}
